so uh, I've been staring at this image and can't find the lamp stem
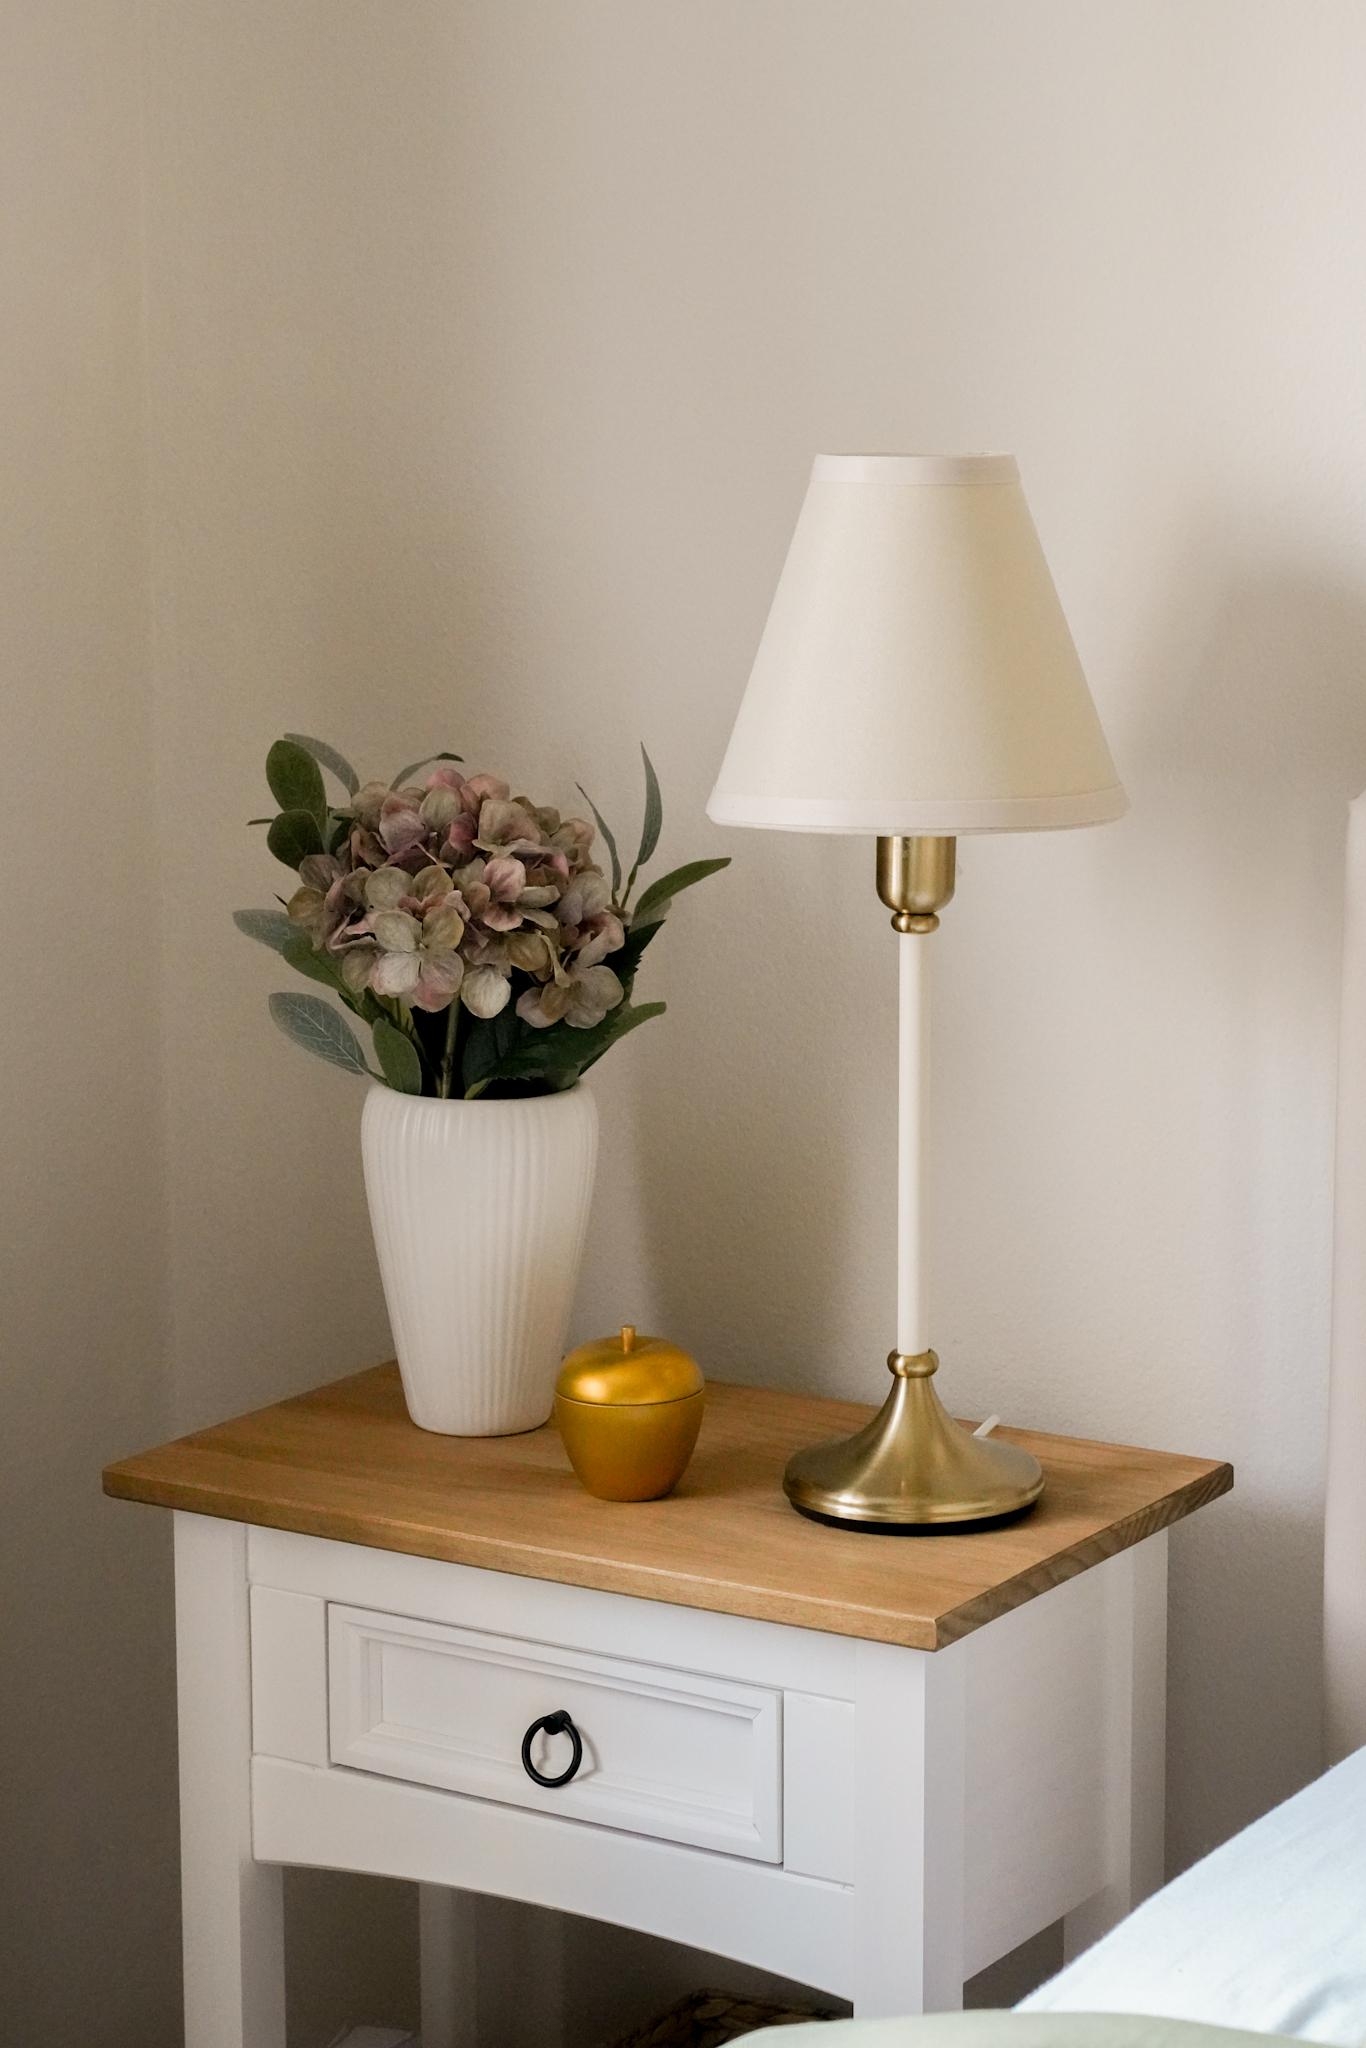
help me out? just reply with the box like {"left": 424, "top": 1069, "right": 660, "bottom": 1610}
{"left": 782, "top": 839, "right": 1044, "bottom": 1525}
{"left": 782, "top": 836, "right": 1044, "bottom": 1524}
{"left": 877, "top": 836, "right": 955, "bottom": 1359}
{"left": 897, "top": 930, "right": 930, "bottom": 1355}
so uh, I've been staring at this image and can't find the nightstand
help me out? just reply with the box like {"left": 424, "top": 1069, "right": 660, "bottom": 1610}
{"left": 104, "top": 1368, "right": 1230, "bottom": 2048}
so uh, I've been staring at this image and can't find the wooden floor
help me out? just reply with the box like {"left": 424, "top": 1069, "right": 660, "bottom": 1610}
{"left": 104, "top": 1363, "right": 1231, "bottom": 1650}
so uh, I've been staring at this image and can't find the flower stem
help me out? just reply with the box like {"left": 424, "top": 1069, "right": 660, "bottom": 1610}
{"left": 439, "top": 998, "right": 461, "bottom": 1099}
{"left": 388, "top": 998, "right": 440, "bottom": 1094}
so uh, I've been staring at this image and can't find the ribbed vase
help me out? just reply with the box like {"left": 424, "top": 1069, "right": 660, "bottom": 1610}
{"left": 361, "top": 1082, "right": 599, "bottom": 1436}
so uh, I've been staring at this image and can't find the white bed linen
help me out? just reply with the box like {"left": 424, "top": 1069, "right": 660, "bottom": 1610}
{"left": 1019, "top": 1747, "right": 1366, "bottom": 2045}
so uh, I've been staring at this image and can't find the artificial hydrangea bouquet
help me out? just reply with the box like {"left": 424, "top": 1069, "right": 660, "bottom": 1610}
{"left": 236, "top": 735, "right": 727, "bottom": 1100}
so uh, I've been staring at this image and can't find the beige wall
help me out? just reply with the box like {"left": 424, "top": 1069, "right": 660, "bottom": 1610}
{"left": 0, "top": 3, "right": 179, "bottom": 2039}
{"left": 9, "top": 0, "right": 1366, "bottom": 2036}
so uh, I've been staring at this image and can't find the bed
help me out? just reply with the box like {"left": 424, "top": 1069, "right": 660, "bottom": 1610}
{"left": 764, "top": 2025, "right": 1300, "bottom": 2048}
{"left": 759, "top": 792, "right": 1366, "bottom": 2048}
{"left": 759, "top": 1749, "right": 1366, "bottom": 2046}
{"left": 1017, "top": 1746, "right": 1366, "bottom": 2043}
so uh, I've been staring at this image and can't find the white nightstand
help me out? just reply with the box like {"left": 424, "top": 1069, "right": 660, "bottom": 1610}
{"left": 105, "top": 1366, "right": 1231, "bottom": 2048}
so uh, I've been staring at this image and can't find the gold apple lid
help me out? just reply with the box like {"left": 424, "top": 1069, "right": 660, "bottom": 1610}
{"left": 556, "top": 1325, "right": 703, "bottom": 1407}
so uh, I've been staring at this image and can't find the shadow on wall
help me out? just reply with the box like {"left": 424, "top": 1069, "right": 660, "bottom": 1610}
{"left": 1124, "top": 551, "right": 1366, "bottom": 1858}
{"left": 1127, "top": 551, "right": 1366, "bottom": 949}
{"left": 632, "top": 825, "right": 867, "bottom": 1398}
{"left": 1121, "top": 548, "right": 1366, "bottom": 1468}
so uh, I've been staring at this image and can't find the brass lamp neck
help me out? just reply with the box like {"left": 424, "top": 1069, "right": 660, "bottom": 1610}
{"left": 875, "top": 836, "right": 957, "bottom": 933}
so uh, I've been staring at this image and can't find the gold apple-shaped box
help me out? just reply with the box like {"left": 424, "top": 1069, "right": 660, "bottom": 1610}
{"left": 554, "top": 1325, "right": 705, "bottom": 1501}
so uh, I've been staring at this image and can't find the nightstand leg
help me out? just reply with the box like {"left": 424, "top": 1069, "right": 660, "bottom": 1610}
{"left": 420, "top": 1888, "right": 566, "bottom": 2048}
{"left": 418, "top": 1885, "right": 478, "bottom": 2048}
{"left": 854, "top": 1639, "right": 966, "bottom": 2017}
{"left": 174, "top": 1513, "right": 286, "bottom": 2048}
{"left": 1063, "top": 1533, "right": 1169, "bottom": 1961}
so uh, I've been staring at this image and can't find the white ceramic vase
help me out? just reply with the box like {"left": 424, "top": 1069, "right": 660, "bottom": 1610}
{"left": 361, "top": 1081, "right": 599, "bottom": 1435}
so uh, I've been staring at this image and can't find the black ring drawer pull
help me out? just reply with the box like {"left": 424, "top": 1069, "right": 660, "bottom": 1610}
{"left": 521, "top": 1709, "right": 583, "bottom": 1788}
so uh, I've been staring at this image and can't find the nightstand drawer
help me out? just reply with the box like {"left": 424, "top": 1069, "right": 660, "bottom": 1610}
{"left": 326, "top": 1601, "right": 783, "bottom": 1861}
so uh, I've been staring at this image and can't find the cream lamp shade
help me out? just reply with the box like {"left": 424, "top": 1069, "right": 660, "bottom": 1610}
{"left": 707, "top": 453, "right": 1126, "bottom": 836}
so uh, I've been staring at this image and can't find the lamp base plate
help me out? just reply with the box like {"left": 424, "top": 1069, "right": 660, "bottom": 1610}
{"left": 783, "top": 1367, "right": 1043, "bottom": 1529}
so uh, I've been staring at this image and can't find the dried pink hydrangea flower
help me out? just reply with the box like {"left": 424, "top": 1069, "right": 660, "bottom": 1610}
{"left": 284, "top": 765, "right": 618, "bottom": 1029}
{"left": 242, "top": 736, "right": 729, "bottom": 1098}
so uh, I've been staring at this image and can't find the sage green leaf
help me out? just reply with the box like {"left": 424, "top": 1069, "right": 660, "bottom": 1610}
{"left": 372, "top": 1017, "right": 423, "bottom": 1094}
{"left": 576, "top": 783, "right": 622, "bottom": 899}
{"left": 630, "top": 744, "right": 663, "bottom": 883}
{"left": 632, "top": 857, "right": 730, "bottom": 925}
{"left": 282, "top": 931, "right": 345, "bottom": 991}
{"left": 266, "top": 739, "right": 328, "bottom": 829}
{"left": 268, "top": 993, "right": 373, "bottom": 1077}
{"left": 266, "top": 808, "right": 325, "bottom": 870}
{"left": 391, "top": 749, "right": 464, "bottom": 789}
{"left": 279, "top": 935, "right": 383, "bottom": 1024}
{"left": 233, "top": 908, "right": 294, "bottom": 953}
{"left": 283, "top": 732, "right": 360, "bottom": 796}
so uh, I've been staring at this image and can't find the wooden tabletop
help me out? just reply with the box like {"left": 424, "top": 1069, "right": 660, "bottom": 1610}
{"left": 103, "top": 1365, "right": 1231, "bottom": 1650}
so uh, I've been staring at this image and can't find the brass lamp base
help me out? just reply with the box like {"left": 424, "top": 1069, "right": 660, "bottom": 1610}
{"left": 783, "top": 1350, "right": 1044, "bottom": 1529}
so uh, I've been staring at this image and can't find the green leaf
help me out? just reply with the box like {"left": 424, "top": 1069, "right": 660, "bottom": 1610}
{"left": 277, "top": 935, "right": 384, "bottom": 1027}
{"left": 632, "top": 857, "right": 730, "bottom": 925}
{"left": 283, "top": 732, "right": 360, "bottom": 796}
{"left": 575, "top": 999, "right": 666, "bottom": 1074}
{"left": 392, "top": 749, "right": 464, "bottom": 788}
{"left": 628, "top": 744, "right": 663, "bottom": 888}
{"left": 266, "top": 808, "right": 324, "bottom": 870}
{"left": 576, "top": 783, "right": 622, "bottom": 900}
{"left": 458, "top": 1006, "right": 518, "bottom": 1095}
{"left": 612, "top": 918, "right": 665, "bottom": 986}
{"left": 372, "top": 1017, "right": 424, "bottom": 1094}
{"left": 268, "top": 993, "right": 373, "bottom": 1078}
{"left": 281, "top": 932, "right": 343, "bottom": 991}
{"left": 266, "top": 739, "right": 328, "bottom": 829}
{"left": 233, "top": 908, "right": 295, "bottom": 953}
{"left": 475, "top": 1000, "right": 666, "bottom": 1090}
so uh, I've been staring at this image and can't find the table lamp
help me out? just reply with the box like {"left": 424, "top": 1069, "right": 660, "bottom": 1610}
{"left": 708, "top": 454, "right": 1126, "bottom": 1527}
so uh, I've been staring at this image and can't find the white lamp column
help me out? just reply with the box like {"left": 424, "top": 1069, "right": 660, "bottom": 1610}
{"left": 897, "top": 930, "right": 930, "bottom": 1361}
